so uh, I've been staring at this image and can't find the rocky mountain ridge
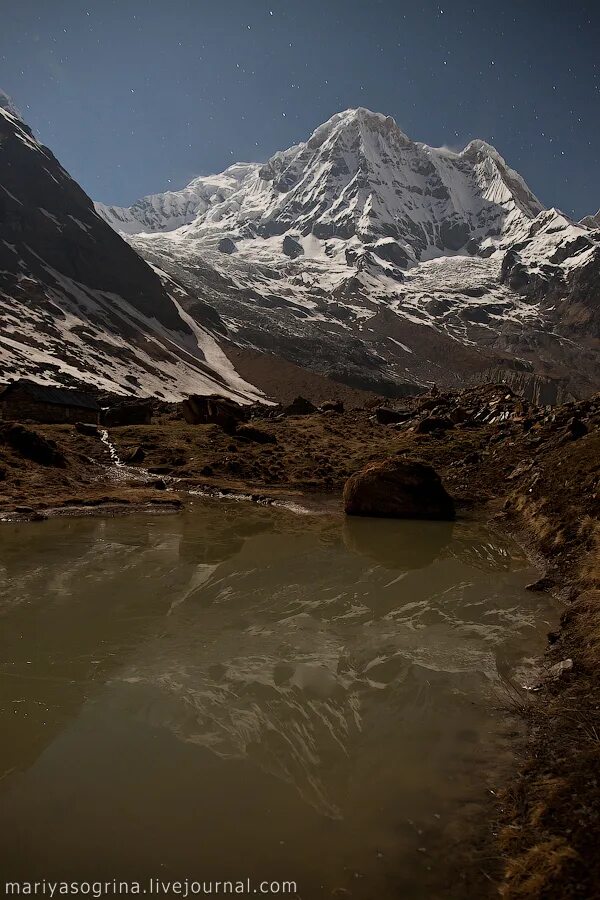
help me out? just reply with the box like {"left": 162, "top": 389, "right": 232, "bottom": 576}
{"left": 0, "top": 105, "right": 262, "bottom": 402}
{"left": 97, "top": 108, "right": 600, "bottom": 400}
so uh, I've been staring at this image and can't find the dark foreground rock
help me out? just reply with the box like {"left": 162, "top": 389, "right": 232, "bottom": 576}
{"left": 234, "top": 424, "right": 277, "bottom": 444}
{"left": 284, "top": 396, "right": 317, "bottom": 416}
{"left": 343, "top": 457, "right": 455, "bottom": 519}
{"left": 182, "top": 394, "right": 246, "bottom": 432}
{"left": 0, "top": 424, "right": 66, "bottom": 467}
{"left": 75, "top": 421, "right": 100, "bottom": 436}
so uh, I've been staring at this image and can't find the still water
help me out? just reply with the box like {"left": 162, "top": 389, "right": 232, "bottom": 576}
{"left": 0, "top": 502, "right": 559, "bottom": 897}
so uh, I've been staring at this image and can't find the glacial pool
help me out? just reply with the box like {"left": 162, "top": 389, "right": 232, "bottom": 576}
{"left": 0, "top": 501, "right": 560, "bottom": 898}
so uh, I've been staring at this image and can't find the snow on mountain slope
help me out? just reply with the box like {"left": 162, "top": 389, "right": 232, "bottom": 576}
{"left": 97, "top": 108, "right": 543, "bottom": 259}
{"left": 96, "top": 163, "right": 257, "bottom": 235}
{"left": 0, "top": 106, "right": 262, "bottom": 402}
{"left": 97, "top": 107, "right": 599, "bottom": 399}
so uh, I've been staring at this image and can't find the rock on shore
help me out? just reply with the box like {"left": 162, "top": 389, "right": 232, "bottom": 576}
{"left": 343, "top": 457, "right": 455, "bottom": 520}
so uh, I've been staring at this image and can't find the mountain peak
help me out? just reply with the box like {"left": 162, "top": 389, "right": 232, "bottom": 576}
{"left": 313, "top": 107, "right": 411, "bottom": 143}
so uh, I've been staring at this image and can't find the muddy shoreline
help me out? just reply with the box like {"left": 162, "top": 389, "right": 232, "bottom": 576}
{"left": 1, "top": 386, "right": 598, "bottom": 898}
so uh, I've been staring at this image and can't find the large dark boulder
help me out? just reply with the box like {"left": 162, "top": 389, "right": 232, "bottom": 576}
{"left": 75, "top": 421, "right": 100, "bottom": 436}
{"left": 375, "top": 407, "right": 411, "bottom": 425}
{"left": 0, "top": 424, "right": 66, "bottom": 467}
{"left": 284, "top": 396, "right": 317, "bottom": 416}
{"left": 343, "top": 458, "right": 455, "bottom": 520}
{"left": 320, "top": 400, "right": 344, "bottom": 413}
{"left": 182, "top": 394, "right": 246, "bottom": 432}
{"left": 100, "top": 399, "right": 153, "bottom": 426}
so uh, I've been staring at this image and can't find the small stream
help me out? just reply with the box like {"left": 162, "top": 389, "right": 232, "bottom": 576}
{"left": 98, "top": 428, "right": 152, "bottom": 483}
{"left": 0, "top": 502, "right": 560, "bottom": 896}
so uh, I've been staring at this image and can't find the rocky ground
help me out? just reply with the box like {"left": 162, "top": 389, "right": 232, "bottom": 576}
{"left": 0, "top": 383, "right": 599, "bottom": 899}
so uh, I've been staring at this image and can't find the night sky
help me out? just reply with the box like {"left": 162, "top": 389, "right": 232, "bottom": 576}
{"left": 1, "top": 0, "right": 598, "bottom": 218}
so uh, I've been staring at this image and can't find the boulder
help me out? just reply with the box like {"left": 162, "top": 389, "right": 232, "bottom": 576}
{"left": 566, "top": 417, "right": 588, "bottom": 440}
{"left": 100, "top": 399, "right": 153, "bottom": 426}
{"left": 234, "top": 424, "right": 277, "bottom": 444}
{"left": 182, "top": 394, "right": 246, "bottom": 432}
{"left": 343, "top": 458, "right": 455, "bottom": 520}
{"left": 0, "top": 423, "right": 66, "bottom": 467}
{"left": 75, "top": 421, "right": 100, "bottom": 436}
{"left": 320, "top": 400, "right": 344, "bottom": 413}
{"left": 284, "top": 396, "right": 317, "bottom": 416}
{"left": 416, "top": 416, "right": 454, "bottom": 434}
{"left": 125, "top": 445, "right": 146, "bottom": 464}
{"left": 375, "top": 407, "right": 411, "bottom": 425}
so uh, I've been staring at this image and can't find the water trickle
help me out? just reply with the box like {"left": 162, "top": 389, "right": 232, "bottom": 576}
{"left": 99, "top": 429, "right": 124, "bottom": 467}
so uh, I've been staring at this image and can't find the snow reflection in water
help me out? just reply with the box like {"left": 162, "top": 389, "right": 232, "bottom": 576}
{"left": 0, "top": 502, "right": 560, "bottom": 897}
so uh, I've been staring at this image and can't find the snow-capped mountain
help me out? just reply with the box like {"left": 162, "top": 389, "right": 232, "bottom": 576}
{"left": 98, "top": 108, "right": 543, "bottom": 259}
{"left": 97, "top": 108, "right": 600, "bottom": 401}
{"left": 96, "top": 163, "right": 256, "bottom": 236}
{"left": 0, "top": 105, "right": 261, "bottom": 402}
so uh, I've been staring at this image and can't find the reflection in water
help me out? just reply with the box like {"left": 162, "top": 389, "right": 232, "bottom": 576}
{"left": 344, "top": 516, "right": 454, "bottom": 570}
{"left": 0, "top": 502, "right": 560, "bottom": 897}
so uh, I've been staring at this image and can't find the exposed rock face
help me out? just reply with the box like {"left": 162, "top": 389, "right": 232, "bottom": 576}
{"left": 343, "top": 457, "right": 455, "bottom": 519}
{"left": 218, "top": 237, "right": 237, "bottom": 254}
{"left": 0, "top": 110, "right": 183, "bottom": 331}
{"left": 0, "top": 107, "right": 260, "bottom": 403}
{"left": 580, "top": 209, "right": 600, "bottom": 230}
{"left": 282, "top": 235, "right": 304, "bottom": 259}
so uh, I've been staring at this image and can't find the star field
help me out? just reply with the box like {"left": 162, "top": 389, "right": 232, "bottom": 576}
{"left": 0, "top": 0, "right": 598, "bottom": 217}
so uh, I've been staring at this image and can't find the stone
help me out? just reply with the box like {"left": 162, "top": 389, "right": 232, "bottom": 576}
{"left": 343, "top": 458, "right": 455, "bottom": 520}
{"left": 375, "top": 407, "right": 410, "bottom": 425}
{"left": 0, "top": 424, "right": 66, "bottom": 467}
{"left": 566, "top": 417, "right": 588, "bottom": 439}
{"left": 234, "top": 424, "right": 277, "bottom": 444}
{"left": 100, "top": 399, "right": 152, "bottom": 426}
{"left": 548, "top": 659, "right": 573, "bottom": 679}
{"left": 182, "top": 394, "right": 245, "bottom": 432}
{"left": 320, "top": 400, "right": 344, "bottom": 413}
{"left": 284, "top": 396, "right": 317, "bottom": 416}
{"left": 125, "top": 446, "right": 146, "bottom": 464}
{"left": 75, "top": 421, "right": 100, "bottom": 436}
{"left": 416, "top": 416, "right": 454, "bottom": 434}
